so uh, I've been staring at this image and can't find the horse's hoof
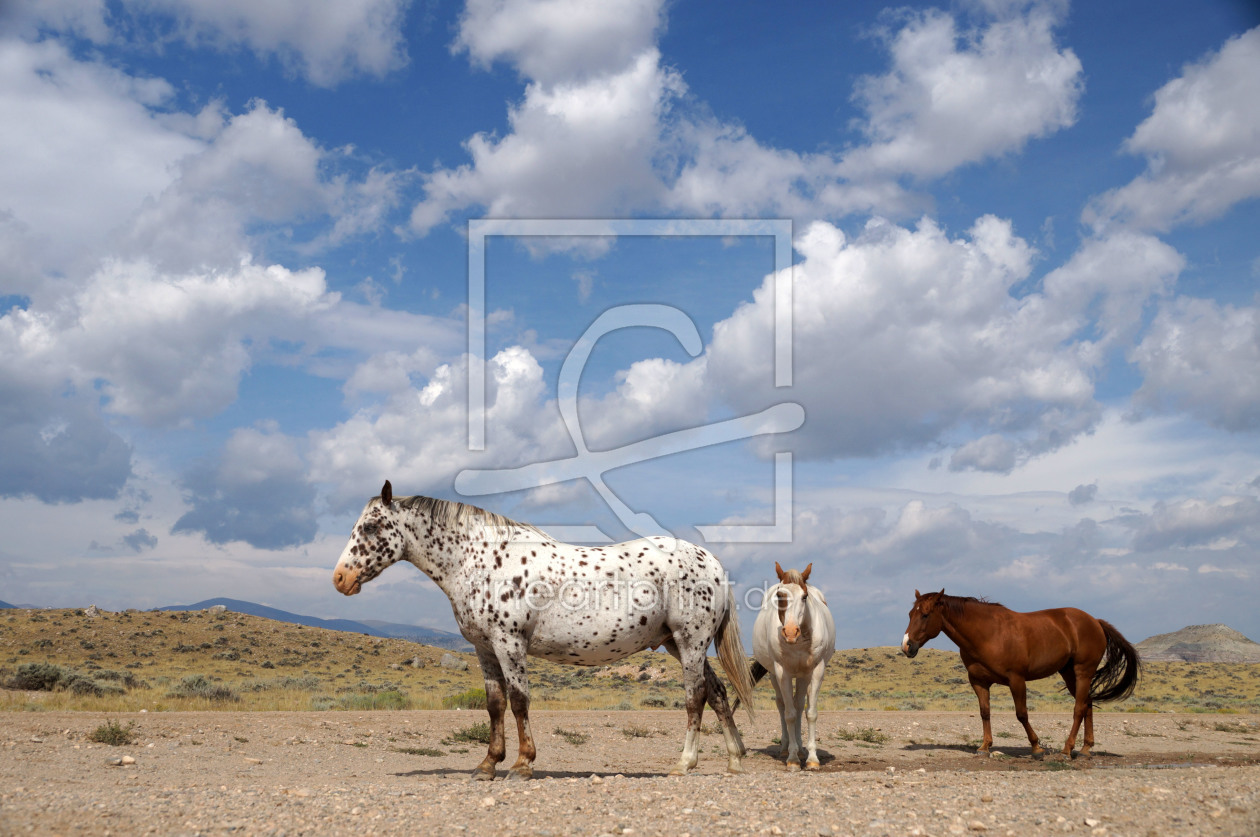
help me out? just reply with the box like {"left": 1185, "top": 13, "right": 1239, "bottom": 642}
{"left": 976, "top": 748, "right": 990, "bottom": 757}
{"left": 786, "top": 761, "right": 802, "bottom": 772}
{"left": 805, "top": 760, "right": 821, "bottom": 771}
{"left": 471, "top": 769, "right": 496, "bottom": 782}
{"left": 668, "top": 766, "right": 688, "bottom": 777}
{"left": 507, "top": 766, "right": 534, "bottom": 780}
{"left": 725, "top": 760, "right": 744, "bottom": 774}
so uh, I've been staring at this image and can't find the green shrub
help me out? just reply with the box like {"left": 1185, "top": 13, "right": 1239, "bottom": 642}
{"left": 167, "top": 674, "right": 239, "bottom": 702}
{"left": 444, "top": 722, "right": 492, "bottom": 744}
{"left": 8, "top": 662, "right": 68, "bottom": 691}
{"left": 89, "top": 719, "right": 136, "bottom": 745}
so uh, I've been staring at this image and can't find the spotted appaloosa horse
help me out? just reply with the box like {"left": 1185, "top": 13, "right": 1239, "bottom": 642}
{"left": 739, "top": 562, "right": 835, "bottom": 770}
{"left": 333, "top": 481, "right": 756, "bottom": 779}
{"left": 901, "top": 590, "right": 1140, "bottom": 758}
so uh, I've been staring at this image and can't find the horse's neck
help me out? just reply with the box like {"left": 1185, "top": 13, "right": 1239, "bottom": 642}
{"left": 939, "top": 602, "right": 993, "bottom": 656}
{"left": 399, "top": 508, "right": 465, "bottom": 592}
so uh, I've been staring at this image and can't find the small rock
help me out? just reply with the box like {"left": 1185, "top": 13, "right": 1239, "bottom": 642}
{"left": 981, "top": 795, "right": 993, "bottom": 803}
{"left": 968, "top": 821, "right": 987, "bottom": 832}
{"left": 481, "top": 796, "right": 496, "bottom": 807}
{"left": 1084, "top": 819, "right": 1100, "bottom": 828}
{"left": 440, "top": 653, "right": 469, "bottom": 671}
{"left": 120, "top": 755, "right": 135, "bottom": 765}
{"left": 106, "top": 758, "right": 123, "bottom": 766}
{"left": 590, "top": 775, "right": 603, "bottom": 784}
{"left": 244, "top": 757, "right": 263, "bottom": 765}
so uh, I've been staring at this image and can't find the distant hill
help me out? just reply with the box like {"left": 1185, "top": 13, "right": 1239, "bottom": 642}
{"left": 154, "top": 598, "right": 472, "bottom": 651}
{"left": 0, "top": 600, "right": 13, "bottom": 609}
{"left": 1137, "top": 624, "right": 1260, "bottom": 663}
{"left": 358, "top": 619, "right": 473, "bottom": 649}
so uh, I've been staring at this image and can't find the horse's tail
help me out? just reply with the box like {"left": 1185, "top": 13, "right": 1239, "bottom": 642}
{"left": 1091, "top": 620, "right": 1141, "bottom": 704}
{"left": 731, "top": 661, "right": 768, "bottom": 714}
{"left": 717, "top": 586, "right": 757, "bottom": 725}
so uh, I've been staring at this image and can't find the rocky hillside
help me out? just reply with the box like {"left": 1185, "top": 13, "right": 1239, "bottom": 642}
{"left": 1137, "top": 624, "right": 1260, "bottom": 663}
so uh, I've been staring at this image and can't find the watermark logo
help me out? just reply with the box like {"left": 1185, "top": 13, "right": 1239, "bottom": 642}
{"left": 455, "top": 219, "right": 800, "bottom": 544}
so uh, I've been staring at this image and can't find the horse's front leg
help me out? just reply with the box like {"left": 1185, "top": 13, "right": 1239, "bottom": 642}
{"left": 1008, "top": 676, "right": 1042, "bottom": 756}
{"left": 803, "top": 665, "right": 826, "bottom": 770}
{"left": 969, "top": 677, "right": 993, "bottom": 754}
{"left": 498, "top": 640, "right": 536, "bottom": 779}
{"left": 472, "top": 649, "right": 507, "bottom": 781}
{"left": 775, "top": 664, "right": 802, "bottom": 769}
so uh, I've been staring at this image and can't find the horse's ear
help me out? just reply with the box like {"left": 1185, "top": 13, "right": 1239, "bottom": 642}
{"left": 381, "top": 480, "right": 393, "bottom": 507}
{"left": 801, "top": 563, "right": 812, "bottom": 582}
{"left": 775, "top": 562, "right": 786, "bottom": 582}
{"left": 914, "top": 589, "right": 921, "bottom": 599}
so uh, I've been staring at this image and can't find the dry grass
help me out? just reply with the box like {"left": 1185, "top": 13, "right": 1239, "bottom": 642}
{"left": 2, "top": 608, "right": 1258, "bottom": 714}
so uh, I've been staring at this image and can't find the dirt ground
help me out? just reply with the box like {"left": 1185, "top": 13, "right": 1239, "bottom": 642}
{"left": 2, "top": 709, "right": 1258, "bottom": 836}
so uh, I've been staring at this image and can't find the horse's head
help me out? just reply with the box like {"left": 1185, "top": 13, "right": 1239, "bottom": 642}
{"left": 901, "top": 588, "right": 946, "bottom": 658}
{"left": 333, "top": 480, "right": 406, "bottom": 596}
{"left": 773, "top": 561, "right": 812, "bottom": 644}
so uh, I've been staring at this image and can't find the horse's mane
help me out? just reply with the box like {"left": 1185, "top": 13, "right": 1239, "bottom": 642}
{"left": 388, "top": 494, "right": 546, "bottom": 538}
{"left": 941, "top": 594, "right": 1003, "bottom": 617}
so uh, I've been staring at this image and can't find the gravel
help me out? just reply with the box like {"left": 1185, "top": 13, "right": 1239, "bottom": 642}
{"left": 1, "top": 709, "right": 1257, "bottom": 835}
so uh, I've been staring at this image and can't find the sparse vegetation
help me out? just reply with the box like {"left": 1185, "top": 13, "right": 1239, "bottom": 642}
{"left": 443, "top": 687, "right": 487, "bottom": 710}
{"left": 444, "top": 722, "right": 492, "bottom": 745}
{"left": 554, "top": 726, "right": 590, "bottom": 745}
{"left": 393, "top": 745, "right": 445, "bottom": 756}
{"left": 2, "top": 608, "right": 1259, "bottom": 714}
{"left": 836, "top": 726, "right": 889, "bottom": 744}
{"left": 88, "top": 719, "right": 135, "bottom": 745}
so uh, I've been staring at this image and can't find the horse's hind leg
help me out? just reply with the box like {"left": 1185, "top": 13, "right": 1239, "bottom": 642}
{"left": 472, "top": 648, "right": 508, "bottom": 781}
{"left": 1008, "top": 675, "right": 1042, "bottom": 756}
{"left": 1062, "top": 661, "right": 1096, "bottom": 757}
{"left": 496, "top": 640, "right": 536, "bottom": 779}
{"left": 768, "top": 670, "right": 789, "bottom": 758}
{"left": 666, "top": 640, "right": 707, "bottom": 776}
{"left": 703, "top": 661, "right": 745, "bottom": 773}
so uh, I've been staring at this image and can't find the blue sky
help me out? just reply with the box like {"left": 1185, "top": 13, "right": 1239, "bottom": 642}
{"left": 2, "top": 0, "right": 1259, "bottom": 650}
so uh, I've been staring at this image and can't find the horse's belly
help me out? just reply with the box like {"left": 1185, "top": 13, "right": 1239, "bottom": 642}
{"left": 526, "top": 617, "right": 666, "bottom": 667}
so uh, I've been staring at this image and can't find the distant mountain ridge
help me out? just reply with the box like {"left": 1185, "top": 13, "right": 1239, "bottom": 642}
{"left": 1137, "top": 624, "right": 1260, "bottom": 663}
{"left": 154, "top": 598, "right": 472, "bottom": 651}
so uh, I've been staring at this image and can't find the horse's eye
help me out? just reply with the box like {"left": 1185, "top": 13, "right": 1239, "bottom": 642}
{"left": 361, "top": 522, "right": 378, "bottom": 537}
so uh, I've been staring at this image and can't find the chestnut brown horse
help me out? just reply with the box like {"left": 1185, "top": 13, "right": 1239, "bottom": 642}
{"left": 900, "top": 590, "right": 1139, "bottom": 758}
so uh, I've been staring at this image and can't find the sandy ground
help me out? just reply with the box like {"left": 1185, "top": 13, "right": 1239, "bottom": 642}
{"left": 2, "top": 709, "right": 1258, "bottom": 836}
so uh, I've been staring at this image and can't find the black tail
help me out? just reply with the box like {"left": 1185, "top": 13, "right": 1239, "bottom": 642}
{"left": 731, "top": 661, "right": 768, "bottom": 713}
{"left": 1090, "top": 620, "right": 1141, "bottom": 704}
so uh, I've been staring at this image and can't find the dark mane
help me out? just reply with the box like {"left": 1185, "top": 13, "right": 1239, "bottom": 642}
{"left": 942, "top": 594, "right": 1003, "bottom": 617}
{"left": 385, "top": 494, "right": 545, "bottom": 538}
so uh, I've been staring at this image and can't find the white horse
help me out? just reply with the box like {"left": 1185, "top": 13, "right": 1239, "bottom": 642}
{"left": 332, "top": 481, "right": 755, "bottom": 780}
{"left": 748, "top": 562, "right": 835, "bottom": 770}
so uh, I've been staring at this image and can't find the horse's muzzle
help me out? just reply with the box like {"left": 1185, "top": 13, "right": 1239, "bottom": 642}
{"left": 901, "top": 635, "right": 920, "bottom": 658}
{"left": 333, "top": 567, "right": 362, "bottom": 596}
